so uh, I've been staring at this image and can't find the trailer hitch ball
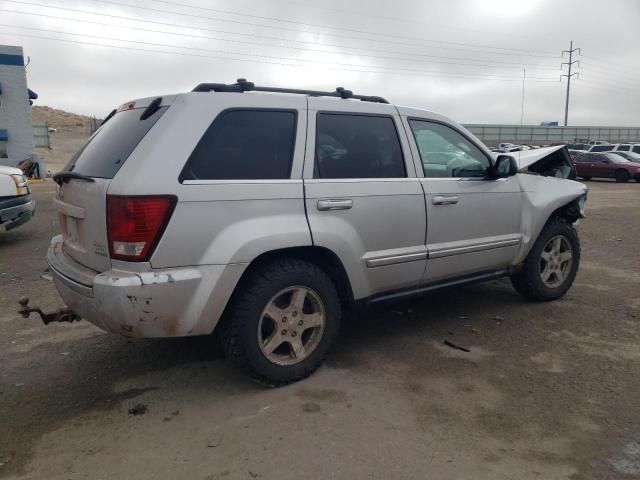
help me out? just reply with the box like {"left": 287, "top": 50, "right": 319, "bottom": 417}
{"left": 17, "top": 296, "right": 81, "bottom": 325}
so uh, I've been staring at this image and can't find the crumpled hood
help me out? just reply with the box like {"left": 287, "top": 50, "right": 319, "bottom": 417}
{"left": 512, "top": 146, "right": 566, "bottom": 170}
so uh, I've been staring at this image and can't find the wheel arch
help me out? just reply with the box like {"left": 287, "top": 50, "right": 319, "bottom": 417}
{"left": 516, "top": 175, "right": 587, "bottom": 265}
{"left": 230, "top": 246, "right": 355, "bottom": 311}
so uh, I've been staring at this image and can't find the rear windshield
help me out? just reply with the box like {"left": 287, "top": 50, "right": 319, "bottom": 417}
{"left": 64, "top": 106, "right": 168, "bottom": 179}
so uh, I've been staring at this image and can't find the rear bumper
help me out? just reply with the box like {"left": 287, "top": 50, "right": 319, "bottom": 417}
{"left": 46, "top": 235, "right": 246, "bottom": 337}
{"left": 0, "top": 195, "right": 35, "bottom": 231}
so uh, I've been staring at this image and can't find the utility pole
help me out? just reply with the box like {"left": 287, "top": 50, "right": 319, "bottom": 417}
{"left": 520, "top": 67, "right": 526, "bottom": 126}
{"left": 561, "top": 40, "right": 580, "bottom": 126}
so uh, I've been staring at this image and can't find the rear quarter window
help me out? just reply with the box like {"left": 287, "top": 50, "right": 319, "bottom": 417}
{"left": 64, "top": 106, "right": 168, "bottom": 179}
{"left": 180, "top": 109, "right": 296, "bottom": 181}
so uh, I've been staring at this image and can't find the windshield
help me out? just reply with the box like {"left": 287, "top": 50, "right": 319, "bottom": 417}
{"left": 616, "top": 152, "right": 640, "bottom": 162}
{"left": 606, "top": 153, "right": 629, "bottom": 163}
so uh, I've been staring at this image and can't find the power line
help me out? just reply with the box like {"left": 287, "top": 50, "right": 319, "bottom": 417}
{"left": 0, "top": 8, "right": 561, "bottom": 73}
{"left": 149, "top": 0, "right": 556, "bottom": 56}
{"left": 578, "top": 68, "right": 639, "bottom": 90}
{"left": 75, "top": 0, "right": 557, "bottom": 59}
{"left": 272, "top": 0, "right": 556, "bottom": 49}
{"left": 579, "top": 61, "right": 640, "bottom": 83}
{"left": 0, "top": 24, "right": 559, "bottom": 81}
{"left": 0, "top": 29, "right": 562, "bottom": 83}
{"left": 581, "top": 56, "right": 640, "bottom": 76}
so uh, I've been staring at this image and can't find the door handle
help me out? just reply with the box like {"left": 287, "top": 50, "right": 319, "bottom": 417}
{"left": 432, "top": 195, "right": 459, "bottom": 205}
{"left": 317, "top": 199, "right": 353, "bottom": 211}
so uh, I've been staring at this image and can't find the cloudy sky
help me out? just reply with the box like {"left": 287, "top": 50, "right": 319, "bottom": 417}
{"left": 1, "top": 0, "right": 638, "bottom": 125}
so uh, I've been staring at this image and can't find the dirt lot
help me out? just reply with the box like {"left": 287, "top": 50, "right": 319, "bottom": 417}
{"left": 1, "top": 180, "right": 639, "bottom": 479}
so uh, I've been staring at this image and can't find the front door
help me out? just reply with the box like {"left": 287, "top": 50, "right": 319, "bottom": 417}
{"left": 303, "top": 98, "right": 427, "bottom": 300}
{"left": 402, "top": 118, "right": 523, "bottom": 284}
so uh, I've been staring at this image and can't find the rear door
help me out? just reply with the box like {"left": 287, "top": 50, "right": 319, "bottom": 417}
{"left": 303, "top": 99, "right": 426, "bottom": 300}
{"left": 55, "top": 99, "right": 170, "bottom": 272}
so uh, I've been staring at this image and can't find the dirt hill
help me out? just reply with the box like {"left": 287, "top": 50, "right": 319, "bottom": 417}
{"left": 31, "top": 106, "right": 90, "bottom": 133}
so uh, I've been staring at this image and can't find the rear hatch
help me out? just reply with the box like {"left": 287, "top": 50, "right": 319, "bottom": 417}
{"left": 54, "top": 98, "right": 169, "bottom": 273}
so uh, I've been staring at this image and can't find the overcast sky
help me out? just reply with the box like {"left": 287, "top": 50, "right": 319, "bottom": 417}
{"left": 1, "top": 0, "right": 638, "bottom": 125}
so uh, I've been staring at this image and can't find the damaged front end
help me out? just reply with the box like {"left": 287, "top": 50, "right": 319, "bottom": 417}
{"left": 513, "top": 145, "right": 577, "bottom": 180}
{"left": 505, "top": 146, "right": 588, "bottom": 265}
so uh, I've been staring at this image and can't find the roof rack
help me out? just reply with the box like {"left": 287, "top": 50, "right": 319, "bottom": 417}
{"left": 191, "top": 78, "right": 389, "bottom": 104}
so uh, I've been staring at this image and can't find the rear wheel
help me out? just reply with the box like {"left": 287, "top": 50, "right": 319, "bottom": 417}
{"left": 615, "top": 169, "right": 630, "bottom": 183}
{"left": 222, "top": 259, "right": 341, "bottom": 386}
{"left": 511, "top": 218, "right": 580, "bottom": 302}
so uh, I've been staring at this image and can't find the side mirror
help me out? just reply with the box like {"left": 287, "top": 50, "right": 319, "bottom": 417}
{"left": 490, "top": 155, "right": 518, "bottom": 178}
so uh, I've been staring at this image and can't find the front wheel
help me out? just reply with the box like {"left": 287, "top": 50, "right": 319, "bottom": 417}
{"left": 222, "top": 259, "right": 341, "bottom": 386}
{"left": 511, "top": 218, "right": 580, "bottom": 302}
{"left": 615, "top": 169, "right": 630, "bottom": 183}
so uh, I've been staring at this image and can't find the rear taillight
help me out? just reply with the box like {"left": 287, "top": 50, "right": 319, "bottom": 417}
{"left": 107, "top": 195, "right": 176, "bottom": 262}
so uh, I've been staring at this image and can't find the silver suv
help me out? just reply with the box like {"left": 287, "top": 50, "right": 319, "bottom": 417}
{"left": 35, "top": 80, "right": 587, "bottom": 385}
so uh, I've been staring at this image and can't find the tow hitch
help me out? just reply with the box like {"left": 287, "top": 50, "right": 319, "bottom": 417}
{"left": 18, "top": 296, "right": 81, "bottom": 325}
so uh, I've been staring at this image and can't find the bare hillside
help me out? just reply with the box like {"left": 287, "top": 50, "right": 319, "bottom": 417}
{"left": 31, "top": 106, "right": 90, "bottom": 133}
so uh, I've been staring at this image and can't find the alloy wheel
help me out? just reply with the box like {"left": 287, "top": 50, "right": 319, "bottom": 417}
{"left": 257, "top": 286, "right": 325, "bottom": 366}
{"left": 539, "top": 235, "right": 573, "bottom": 288}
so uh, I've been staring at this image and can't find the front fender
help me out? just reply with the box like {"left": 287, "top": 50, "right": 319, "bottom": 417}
{"left": 515, "top": 175, "right": 587, "bottom": 264}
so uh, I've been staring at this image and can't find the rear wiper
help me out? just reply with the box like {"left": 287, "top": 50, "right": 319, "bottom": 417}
{"left": 52, "top": 171, "right": 96, "bottom": 185}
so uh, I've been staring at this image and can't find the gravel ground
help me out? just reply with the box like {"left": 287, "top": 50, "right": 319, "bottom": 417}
{"left": 1, "top": 180, "right": 639, "bottom": 480}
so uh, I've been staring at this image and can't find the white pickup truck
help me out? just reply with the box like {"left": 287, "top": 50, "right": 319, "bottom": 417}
{"left": 0, "top": 165, "right": 34, "bottom": 231}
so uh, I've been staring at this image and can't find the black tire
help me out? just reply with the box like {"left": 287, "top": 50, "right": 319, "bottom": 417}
{"left": 222, "top": 258, "right": 341, "bottom": 386}
{"left": 511, "top": 217, "right": 580, "bottom": 302}
{"left": 615, "top": 169, "right": 630, "bottom": 183}
{"left": 581, "top": 176, "right": 591, "bottom": 181}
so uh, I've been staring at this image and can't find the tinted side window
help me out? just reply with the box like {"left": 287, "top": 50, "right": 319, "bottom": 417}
{"left": 633, "top": 146, "right": 640, "bottom": 154}
{"left": 65, "top": 106, "right": 168, "bottom": 179}
{"left": 591, "top": 145, "right": 613, "bottom": 152}
{"left": 617, "top": 145, "right": 630, "bottom": 151}
{"left": 408, "top": 120, "right": 490, "bottom": 178}
{"left": 181, "top": 110, "right": 296, "bottom": 180}
{"left": 315, "top": 114, "right": 405, "bottom": 179}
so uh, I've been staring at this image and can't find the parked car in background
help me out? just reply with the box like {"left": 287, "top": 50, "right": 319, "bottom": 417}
{"left": 0, "top": 165, "right": 34, "bottom": 231}
{"left": 566, "top": 143, "right": 589, "bottom": 151}
{"left": 27, "top": 80, "right": 588, "bottom": 385}
{"left": 613, "top": 151, "right": 640, "bottom": 163}
{"left": 574, "top": 152, "right": 640, "bottom": 182}
{"left": 611, "top": 143, "right": 640, "bottom": 154}
{"left": 588, "top": 144, "right": 615, "bottom": 153}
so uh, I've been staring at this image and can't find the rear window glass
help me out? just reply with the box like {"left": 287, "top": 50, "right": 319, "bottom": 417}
{"left": 633, "top": 146, "right": 640, "bottom": 154}
{"left": 180, "top": 109, "right": 296, "bottom": 181}
{"left": 616, "top": 145, "right": 630, "bottom": 151}
{"left": 64, "top": 106, "right": 168, "bottom": 179}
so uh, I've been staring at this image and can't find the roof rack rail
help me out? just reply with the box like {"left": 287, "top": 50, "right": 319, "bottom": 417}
{"left": 191, "top": 78, "right": 389, "bottom": 104}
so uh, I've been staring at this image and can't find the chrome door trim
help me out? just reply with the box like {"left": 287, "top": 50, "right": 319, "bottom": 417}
{"left": 428, "top": 234, "right": 522, "bottom": 259}
{"left": 364, "top": 247, "right": 428, "bottom": 268}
